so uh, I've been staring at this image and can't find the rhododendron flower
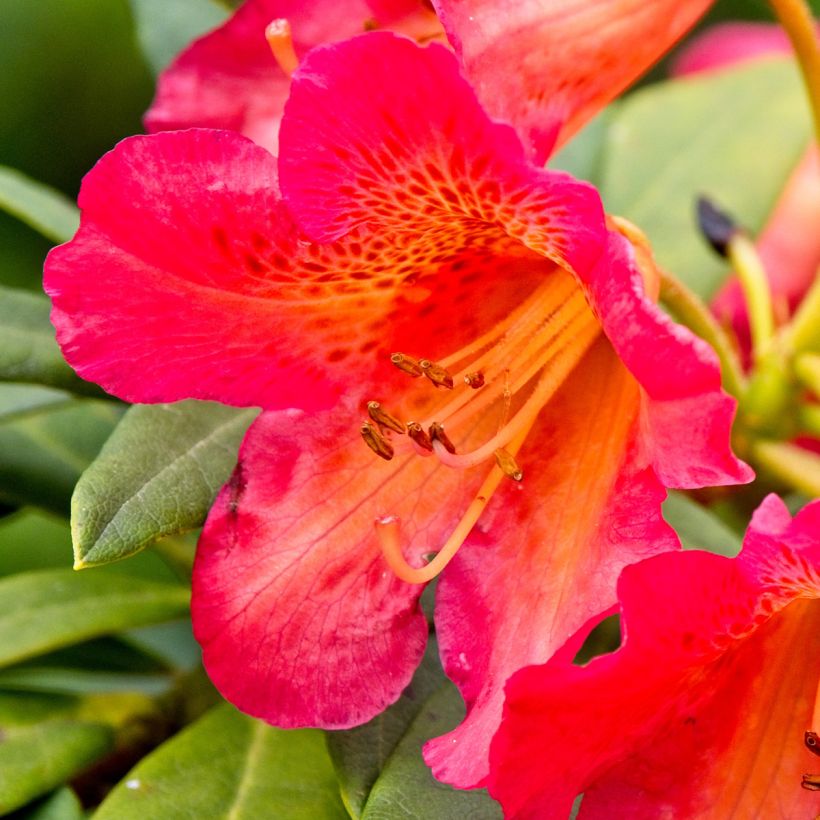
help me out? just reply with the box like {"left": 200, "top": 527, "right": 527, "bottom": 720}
{"left": 146, "top": 0, "right": 442, "bottom": 154}
{"left": 45, "top": 33, "right": 750, "bottom": 787}
{"left": 432, "top": 0, "right": 715, "bottom": 161}
{"left": 490, "top": 495, "right": 820, "bottom": 819}
{"left": 673, "top": 23, "right": 820, "bottom": 348}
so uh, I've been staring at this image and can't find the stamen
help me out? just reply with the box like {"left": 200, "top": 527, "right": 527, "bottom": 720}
{"left": 367, "top": 401, "right": 405, "bottom": 434}
{"left": 429, "top": 422, "right": 456, "bottom": 454}
{"left": 360, "top": 421, "right": 394, "bottom": 460}
{"left": 802, "top": 774, "right": 820, "bottom": 791}
{"left": 391, "top": 352, "right": 424, "bottom": 377}
{"left": 419, "top": 359, "right": 454, "bottom": 389}
{"left": 494, "top": 448, "right": 523, "bottom": 481}
{"left": 464, "top": 371, "right": 485, "bottom": 389}
{"left": 805, "top": 731, "right": 820, "bottom": 756}
{"left": 265, "top": 19, "right": 299, "bottom": 77}
{"left": 407, "top": 421, "right": 433, "bottom": 452}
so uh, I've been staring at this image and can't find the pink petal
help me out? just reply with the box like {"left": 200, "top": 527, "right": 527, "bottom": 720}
{"left": 432, "top": 0, "right": 713, "bottom": 161}
{"left": 579, "top": 229, "right": 753, "bottom": 488}
{"left": 489, "top": 495, "right": 820, "bottom": 818}
{"left": 425, "top": 338, "right": 679, "bottom": 788}
{"left": 279, "top": 32, "right": 606, "bottom": 278}
{"left": 192, "top": 402, "right": 494, "bottom": 727}
{"left": 145, "top": 0, "right": 377, "bottom": 155}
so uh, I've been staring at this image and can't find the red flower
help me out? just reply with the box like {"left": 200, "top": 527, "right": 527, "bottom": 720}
{"left": 44, "top": 34, "right": 749, "bottom": 787}
{"left": 146, "top": 0, "right": 442, "bottom": 154}
{"left": 489, "top": 495, "right": 820, "bottom": 818}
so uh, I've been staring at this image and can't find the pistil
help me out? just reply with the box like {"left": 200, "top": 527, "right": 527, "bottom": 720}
{"left": 265, "top": 19, "right": 299, "bottom": 76}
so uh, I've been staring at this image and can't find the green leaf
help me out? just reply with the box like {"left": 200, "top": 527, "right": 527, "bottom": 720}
{"left": 662, "top": 491, "right": 743, "bottom": 556}
{"left": 0, "top": 569, "right": 189, "bottom": 668}
{"left": 0, "top": 693, "right": 112, "bottom": 815}
{"left": 0, "top": 384, "right": 72, "bottom": 423}
{"left": 129, "top": 0, "right": 230, "bottom": 75}
{"left": 360, "top": 681, "right": 502, "bottom": 820}
{"left": 94, "top": 704, "right": 347, "bottom": 819}
{"left": 0, "top": 399, "right": 123, "bottom": 515}
{"left": 0, "top": 166, "right": 79, "bottom": 245}
{"left": 327, "top": 643, "right": 445, "bottom": 818}
{"left": 0, "top": 285, "right": 104, "bottom": 394}
{"left": 549, "top": 111, "right": 611, "bottom": 185}
{"left": 9, "top": 786, "right": 84, "bottom": 820}
{"left": 601, "top": 58, "right": 811, "bottom": 299}
{"left": 72, "top": 401, "right": 257, "bottom": 568}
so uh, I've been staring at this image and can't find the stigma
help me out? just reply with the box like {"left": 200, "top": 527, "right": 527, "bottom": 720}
{"left": 360, "top": 267, "right": 600, "bottom": 583}
{"left": 265, "top": 19, "right": 299, "bottom": 76}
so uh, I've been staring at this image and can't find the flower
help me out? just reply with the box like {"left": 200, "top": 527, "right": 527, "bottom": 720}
{"left": 431, "top": 0, "right": 715, "bottom": 161}
{"left": 44, "top": 33, "right": 749, "bottom": 787}
{"left": 145, "top": 0, "right": 442, "bottom": 154}
{"left": 489, "top": 494, "right": 820, "bottom": 819}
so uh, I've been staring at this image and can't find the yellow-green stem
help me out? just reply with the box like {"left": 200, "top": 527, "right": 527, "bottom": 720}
{"left": 752, "top": 438, "right": 820, "bottom": 496}
{"left": 794, "top": 351, "right": 820, "bottom": 396}
{"left": 798, "top": 402, "right": 820, "bottom": 436}
{"left": 727, "top": 234, "right": 776, "bottom": 363}
{"left": 784, "top": 270, "right": 820, "bottom": 352}
{"left": 769, "top": 0, "right": 820, "bottom": 145}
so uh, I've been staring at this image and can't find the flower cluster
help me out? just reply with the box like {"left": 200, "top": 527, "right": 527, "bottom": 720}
{"left": 43, "top": 0, "right": 820, "bottom": 816}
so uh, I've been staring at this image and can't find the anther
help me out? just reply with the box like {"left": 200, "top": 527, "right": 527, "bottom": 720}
{"left": 419, "top": 359, "right": 454, "bottom": 389}
{"left": 391, "top": 352, "right": 424, "bottom": 377}
{"left": 494, "top": 448, "right": 523, "bottom": 481}
{"left": 429, "top": 422, "right": 456, "bottom": 454}
{"left": 802, "top": 774, "right": 820, "bottom": 791}
{"left": 367, "top": 401, "right": 405, "bottom": 434}
{"left": 360, "top": 422, "right": 394, "bottom": 461}
{"left": 265, "top": 19, "right": 299, "bottom": 77}
{"left": 407, "top": 421, "right": 433, "bottom": 452}
{"left": 464, "top": 371, "right": 485, "bottom": 389}
{"left": 806, "top": 731, "right": 820, "bottom": 756}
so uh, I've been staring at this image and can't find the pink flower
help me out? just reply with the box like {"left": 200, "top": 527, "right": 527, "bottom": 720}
{"left": 489, "top": 495, "right": 820, "bottom": 818}
{"left": 44, "top": 34, "right": 749, "bottom": 787}
{"left": 145, "top": 0, "right": 442, "bottom": 154}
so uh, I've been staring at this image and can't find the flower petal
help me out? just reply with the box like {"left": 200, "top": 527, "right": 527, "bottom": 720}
{"left": 145, "top": 0, "right": 377, "bottom": 154}
{"left": 489, "top": 495, "right": 820, "bottom": 818}
{"left": 192, "top": 402, "right": 497, "bottom": 727}
{"left": 279, "top": 32, "right": 606, "bottom": 278}
{"left": 582, "top": 230, "right": 753, "bottom": 488}
{"left": 432, "top": 0, "right": 713, "bottom": 161}
{"left": 424, "top": 337, "right": 679, "bottom": 788}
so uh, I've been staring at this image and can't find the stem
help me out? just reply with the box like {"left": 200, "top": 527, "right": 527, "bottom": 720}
{"left": 658, "top": 268, "right": 745, "bottom": 397}
{"left": 752, "top": 438, "right": 820, "bottom": 496}
{"left": 769, "top": 0, "right": 820, "bottom": 145}
{"left": 727, "top": 234, "right": 776, "bottom": 363}
{"left": 798, "top": 402, "right": 820, "bottom": 436}
{"left": 794, "top": 351, "right": 820, "bottom": 395}
{"left": 783, "top": 269, "right": 820, "bottom": 353}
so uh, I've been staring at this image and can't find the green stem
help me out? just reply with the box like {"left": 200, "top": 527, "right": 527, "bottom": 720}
{"left": 752, "top": 438, "right": 820, "bottom": 496}
{"left": 658, "top": 268, "right": 745, "bottom": 397}
{"left": 769, "top": 0, "right": 820, "bottom": 145}
{"left": 783, "top": 270, "right": 820, "bottom": 353}
{"left": 727, "top": 234, "right": 776, "bottom": 363}
{"left": 794, "top": 351, "right": 820, "bottom": 396}
{"left": 151, "top": 534, "right": 195, "bottom": 582}
{"left": 798, "top": 402, "right": 820, "bottom": 436}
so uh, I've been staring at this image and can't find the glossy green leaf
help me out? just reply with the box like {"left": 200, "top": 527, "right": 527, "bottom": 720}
{"left": 0, "top": 384, "right": 72, "bottom": 423}
{"left": 601, "top": 58, "right": 811, "bottom": 299}
{"left": 0, "top": 569, "right": 189, "bottom": 668}
{"left": 94, "top": 704, "right": 347, "bottom": 819}
{"left": 10, "top": 786, "right": 84, "bottom": 820}
{"left": 129, "top": 0, "right": 230, "bottom": 75}
{"left": 0, "top": 693, "right": 112, "bottom": 816}
{"left": 0, "top": 399, "right": 123, "bottom": 515}
{"left": 0, "top": 166, "right": 79, "bottom": 245}
{"left": 72, "top": 401, "right": 257, "bottom": 568}
{"left": 663, "top": 491, "right": 744, "bottom": 556}
{"left": 360, "top": 681, "right": 502, "bottom": 820}
{"left": 0, "top": 285, "right": 103, "bottom": 394}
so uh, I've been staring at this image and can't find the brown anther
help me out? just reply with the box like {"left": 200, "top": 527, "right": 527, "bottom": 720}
{"left": 464, "top": 371, "right": 485, "bottom": 389}
{"left": 494, "top": 448, "right": 523, "bottom": 481}
{"left": 367, "top": 401, "right": 405, "bottom": 434}
{"left": 363, "top": 17, "right": 379, "bottom": 31}
{"left": 801, "top": 774, "right": 820, "bottom": 791}
{"left": 391, "top": 352, "right": 424, "bottom": 377}
{"left": 429, "top": 422, "right": 456, "bottom": 454}
{"left": 419, "top": 359, "right": 454, "bottom": 389}
{"left": 406, "top": 421, "right": 433, "bottom": 452}
{"left": 361, "top": 422, "right": 394, "bottom": 461}
{"left": 806, "top": 731, "right": 820, "bottom": 756}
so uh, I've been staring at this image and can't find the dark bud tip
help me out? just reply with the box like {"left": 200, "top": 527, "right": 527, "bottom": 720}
{"left": 696, "top": 195, "right": 739, "bottom": 258}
